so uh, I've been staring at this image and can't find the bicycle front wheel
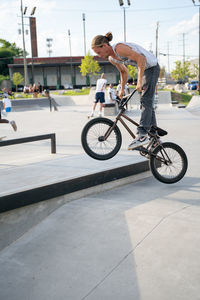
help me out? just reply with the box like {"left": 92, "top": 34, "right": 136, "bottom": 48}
{"left": 81, "top": 117, "right": 122, "bottom": 160}
{"left": 149, "top": 142, "right": 188, "bottom": 184}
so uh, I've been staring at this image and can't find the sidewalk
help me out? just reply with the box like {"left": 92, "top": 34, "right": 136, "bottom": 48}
{"left": 0, "top": 101, "right": 200, "bottom": 300}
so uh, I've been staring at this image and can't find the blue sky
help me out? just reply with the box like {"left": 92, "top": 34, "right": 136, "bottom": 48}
{"left": 0, "top": 0, "right": 199, "bottom": 72}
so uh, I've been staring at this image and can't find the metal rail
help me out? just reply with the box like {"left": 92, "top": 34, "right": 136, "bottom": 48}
{"left": 0, "top": 133, "right": 56, "bottom": 153}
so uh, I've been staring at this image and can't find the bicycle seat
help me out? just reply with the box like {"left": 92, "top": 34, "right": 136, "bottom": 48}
{"left": 151, "top": 125, "right": 168, "bottom": 136}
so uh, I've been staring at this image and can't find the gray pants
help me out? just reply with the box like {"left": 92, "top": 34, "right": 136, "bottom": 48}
{"left": 137, "top": 63, "right": 160, "bottom": 136}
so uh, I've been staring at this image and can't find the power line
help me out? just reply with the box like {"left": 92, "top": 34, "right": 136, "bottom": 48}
{"left": 51, "top": 5, "right": 194, "bottom": 13}
{"left": 159, "top": 52, "right": 198, "bottom": 58}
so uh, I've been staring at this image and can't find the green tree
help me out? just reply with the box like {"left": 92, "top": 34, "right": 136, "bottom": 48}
{"left": 0, "top": 39, "right": 24, "bottom": 56}
{"left": 12, "top": 72, "right": 24, "bottom": 91}
{"left": 193, "top": 64, "right": 199, "bottom": 79}
{"left": 159, "top": 66, "right": 166, "bottom": 79}
{"left": 79, "top": 51, "right": 101, "bottom": 86}
{"left": 0, "top": 39, "right": 24, "bottom": 76}
{"left": 127, "top": 65, "right": 137, "bottom": 82}
{"left": 171, "top": 60, "right": 194, "bottom": 82}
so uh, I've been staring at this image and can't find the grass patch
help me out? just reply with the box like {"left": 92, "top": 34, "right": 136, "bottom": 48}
{"left": 52, "top": 88, "right": 90, "bottom": 96}
{"left": 171, "top": 91, "right": 193, "bottom": 106}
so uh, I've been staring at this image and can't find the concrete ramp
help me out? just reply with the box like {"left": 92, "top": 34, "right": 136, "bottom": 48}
{"left": 186, "top": 95, "right": 200, "bottom": 115}
{"left": 54, "top": 95, "right": 91, "bottom": 106}
{"left": 129, "top": 90, "right": 171, "bottom": 107}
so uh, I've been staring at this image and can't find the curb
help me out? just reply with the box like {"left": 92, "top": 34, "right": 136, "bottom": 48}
{"left": 0, "top": 160, "right": 149, "bottom": 213}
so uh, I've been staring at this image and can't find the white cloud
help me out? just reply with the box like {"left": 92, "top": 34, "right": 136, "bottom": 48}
{"left": 168, "top": 13, "right": 199, "bottom": 36}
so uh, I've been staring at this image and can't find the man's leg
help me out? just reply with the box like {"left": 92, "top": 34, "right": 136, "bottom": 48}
{"left": 128, "top": 64, "right": 160, "bottom": 150}
{"left": 0, "top": 110, "right": 9, "bottom": 124}
{"left": 138, "top": 64, "right": 160, "bottom": 136}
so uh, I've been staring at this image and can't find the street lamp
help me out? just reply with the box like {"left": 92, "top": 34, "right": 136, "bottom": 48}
{"left": 192, "top": 0, "right": 200, "bottom": 95}
{"left": 19, "top": 5, "right": 37, "bottom": 84}
{"left": 68, "top": 29, "right": 73, "bottom": 87}
{"left": 20, "top": 0, "right": 29, "bottom": 87}
{"left": 82, "top": 13, "right": 86, "bottom": 56}
{"left": 46, "top": 38, "right": 53, "bottom": 56}
{"left": 24, "top": 6, "right": 37, "bottom": 84}
{"left": 118, "top": 0, "right": 131, "bottom": 42}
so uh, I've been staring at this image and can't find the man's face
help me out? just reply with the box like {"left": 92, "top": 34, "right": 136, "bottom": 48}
{"left": 93, "top": 44, "right": 110, "bottom": 58}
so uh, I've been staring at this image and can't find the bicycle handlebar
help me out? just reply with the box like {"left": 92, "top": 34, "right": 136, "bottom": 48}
{"left": 118, "top": 88, "right": 138, "bottom": 109}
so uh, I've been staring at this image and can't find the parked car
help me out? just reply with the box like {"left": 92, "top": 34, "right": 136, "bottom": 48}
{"left": 12, "top": 85, "right": 24, "bottom": 92}
{"left": 63, "top": 84, "right": 73, "bottom": 90}
{"left": 176, "top": 79, "right": 185, "bottom": 85}
{"left": 188, "top": 80, "right": 198, "bottom": 90}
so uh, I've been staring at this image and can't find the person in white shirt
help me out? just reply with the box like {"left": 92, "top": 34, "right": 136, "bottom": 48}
{"left": 116, "top": 80, "right": 130, "bottom": 109}
{"left": 107, "top": 83, "right": 117, "bottom": 102}
{"left": 0, "top": 94, "right": 17, "bottom": 131}
{"left": 3, "top": 96, "right": 12, "bottom": 113}
{"left": 90, "top": 73, "right": 107, "bottom": 117}
{"left": 116, "top": 80, "right": 129, "bottom": 97}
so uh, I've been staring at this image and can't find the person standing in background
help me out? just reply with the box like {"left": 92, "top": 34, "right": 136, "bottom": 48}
{"left": 116, "top": 80, "right": 130, "bottom": 109}
{"left": 107, "top": 83, "right": 117, "bottom": 102}
{"left": 38, "top": 82, "right": 43, "bottom": 96}
{"left": 90, "top": 73, "right": 107, "bottom": 117}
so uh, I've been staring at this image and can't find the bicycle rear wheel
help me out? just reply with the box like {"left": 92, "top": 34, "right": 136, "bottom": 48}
{"left": 149, "top": 142, "right": 188, "bottom": 184}
{"left": 81, "top": 117, "right": 122, "bottom": 160}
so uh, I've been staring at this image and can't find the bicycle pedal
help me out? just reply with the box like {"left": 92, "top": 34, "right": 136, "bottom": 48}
{"left": 134, "top": 146, "right": 144, "bottom": 151}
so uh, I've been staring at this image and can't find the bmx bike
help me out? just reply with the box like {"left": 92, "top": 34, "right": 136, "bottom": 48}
{"left": 81, "top": 89, "right": 188, "bottom": 184}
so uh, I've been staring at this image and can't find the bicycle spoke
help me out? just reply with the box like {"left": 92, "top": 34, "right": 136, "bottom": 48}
{"left": 155, "top": 147, "right": 184, "bottom": 179}
{"left": 86, "top": 121, "right": 118, "bottom": 155}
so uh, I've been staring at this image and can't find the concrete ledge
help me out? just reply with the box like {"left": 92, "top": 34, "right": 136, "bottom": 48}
{"left": 0, "top": 160, "right": 149, "bottom": 213}
{"left": 10, "top": 98, "right": 52, "bottom": 112}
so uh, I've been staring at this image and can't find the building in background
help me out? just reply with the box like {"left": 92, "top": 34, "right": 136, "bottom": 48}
{"left": 8, "top": 56, "right": 120, "bottom": 89}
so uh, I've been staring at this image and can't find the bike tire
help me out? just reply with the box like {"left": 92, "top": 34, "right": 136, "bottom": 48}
{"left": 81, "top": 117, "right": 122, "bottom": 160}
{"left": 149, "top": 142, "right": 188, "bottom": 184}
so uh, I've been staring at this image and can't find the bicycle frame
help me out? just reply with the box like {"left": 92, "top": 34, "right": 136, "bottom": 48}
{"left": 104, "top": 89, "right": 139, "bottom": 140}
{"left": 103, "top": 89, "right": 172, "bottom": 165}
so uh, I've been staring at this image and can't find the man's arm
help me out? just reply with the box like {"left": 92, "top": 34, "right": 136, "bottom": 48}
{"left": 114, "top": 43, "right": 146, "bottom": 93}
{"left": 108, "top": 57, "right": 128, "bottom": 98}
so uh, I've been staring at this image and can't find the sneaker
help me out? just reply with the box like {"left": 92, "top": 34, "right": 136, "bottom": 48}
{"left": 128, "top": 135, "right": 149, "bottom": 150}
{"left": 10, "top": 120, "right": 17, "bottom": 131}
{"left": 98, "top": 113, "right": 102, "bottom": 117}
{"left": 152, "top": 138, "right": 162, "bottom": 149}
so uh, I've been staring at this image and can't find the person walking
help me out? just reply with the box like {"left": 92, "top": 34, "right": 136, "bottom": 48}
{"left": 91, "top": 32, "right": 160, "bottom": 150}
{"left": 2, "top": 93, "right": 12, "bottom": 113}
{"left": 0, "top": 104, "right": 17, "bottom": 132}
{"left": 90, "top": 73, "right": 107, "bottom": 117}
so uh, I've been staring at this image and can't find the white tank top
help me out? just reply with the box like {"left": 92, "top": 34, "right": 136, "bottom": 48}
{"left": 111, "top": 42, "right": 158, "bottom": 69}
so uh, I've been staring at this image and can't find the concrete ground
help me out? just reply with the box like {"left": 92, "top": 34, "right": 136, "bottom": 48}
{"left": 0, "top": 96, "right": 200, "bottom": 300}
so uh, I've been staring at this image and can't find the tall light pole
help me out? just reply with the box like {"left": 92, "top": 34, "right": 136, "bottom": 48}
{"left": 20, "top": 0, "right": 29, "bottom": 87}
{"left": 155, "top": 21, "right": 159, "bottom": 58}
{"left": 82, "top": 13, "right": 86, "bottom": 56}
{"left": 68, "top": 29, "right": 73, "bottom": 87}
{"left": 24, "top": 6, "right": 37, "bottom": 84}
{"left": 119, "top": 0, "right": 131, "bottom": 42}
{"left": 192, "top": 0, "right": 200, "bottom": 95}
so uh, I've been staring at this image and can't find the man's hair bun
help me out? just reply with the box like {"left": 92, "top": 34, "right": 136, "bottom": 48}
{"left": 105, "top": 32, "right": 113, "bottom": 42}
